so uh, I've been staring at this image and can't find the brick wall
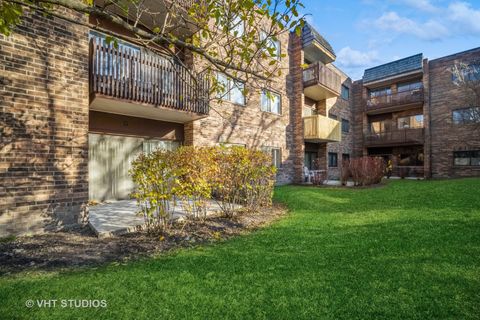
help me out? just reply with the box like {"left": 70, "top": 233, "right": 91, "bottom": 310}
{"left": 428, "top": 47, "right": 480, "bottom": 178}
{"left": 351, "top": 80, "right": 365, "bottom": 158}
{"left": 327, "top": 69, "right": 353, "bottom": 179}
{"left": 0, "top": 9, "right": 89, "bottom": 236}
{"left": 185, "top": 31, "right": 299, "bottom": 184}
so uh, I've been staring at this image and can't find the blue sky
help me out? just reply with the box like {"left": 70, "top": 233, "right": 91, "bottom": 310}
{"left": 301, "top": 0, "right": 480, "bottom": 80}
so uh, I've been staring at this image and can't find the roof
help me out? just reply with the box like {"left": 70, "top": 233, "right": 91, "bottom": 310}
{"left": 301, "top": 22, "right": 335, "bottom": 57}
{"left": 363, "top": 54, "right": 423, "bottom": 83}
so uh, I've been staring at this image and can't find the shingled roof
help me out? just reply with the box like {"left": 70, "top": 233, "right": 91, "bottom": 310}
{"left": 302, "top": 22, "right": 335, "bottom": 58}
{"left": 363, "top": 53, "right": 423, "bottom": 84}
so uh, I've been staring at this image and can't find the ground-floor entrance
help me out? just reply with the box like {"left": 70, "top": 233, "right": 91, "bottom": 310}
{"left": 368, "top": 145, "right": 425, "bottom": 177}
{"left": 88, "top": 134, "right": 180, "bottom": 201}
{"left": 88, "top": 111, "right": 184, "bottom": 202}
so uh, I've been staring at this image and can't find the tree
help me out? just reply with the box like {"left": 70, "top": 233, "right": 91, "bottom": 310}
{"left": 451, "top": 62, "right": 480, "bottom": 130}
{"left": 0, "top": 0, "right": 305, "bottom": 97}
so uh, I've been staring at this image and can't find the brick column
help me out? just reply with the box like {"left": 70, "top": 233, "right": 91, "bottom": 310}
{"left": 422, "top": 58, "right": 432, "bottom": 178}
{"left": 288, "top": 32, "right": 305, "bottom": 183}
{"left": 0, "top": 9, "right": 89, "bottom": 236}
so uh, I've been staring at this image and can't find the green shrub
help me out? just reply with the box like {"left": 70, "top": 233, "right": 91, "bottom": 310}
{"left": 130, "top": 150, "right": 179, "bottom": 230}
{"left": 130, "top": 146, "right": 276, "bottom": 229}
{"left": 214, "top": 146, "right": 276, "bottom": 217}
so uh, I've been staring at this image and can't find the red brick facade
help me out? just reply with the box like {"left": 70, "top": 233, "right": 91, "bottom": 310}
{"left": 427, "top": 48, "right": 480, "bottom": 178}
{"left": 1, "top": 8, "right": 479, "bottom": 236}
{"left": 0, "top": 9, "right": 90, "bottom": 235}
{"left": 351, "top": 48, "right": 480, "bottom": 179}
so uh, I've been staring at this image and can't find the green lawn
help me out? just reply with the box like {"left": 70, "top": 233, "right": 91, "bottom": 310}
{"left": 1, "top": 179, "right": 480, "bottom": 319}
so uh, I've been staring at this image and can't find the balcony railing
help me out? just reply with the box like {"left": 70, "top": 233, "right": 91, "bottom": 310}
{"left": 89, "top": 39, "right": 209, "bottom": 115}
{"left": 303, "top": 114, "right": 341, "bottom": 142}
{"left": 366, "top": 88, "right": 424, "bottom": 112}
{"left": 303, "top": 62, "right": 341, "bottom": 97}
{"left": 391, "top": 166, "right": 425, "bottom": 178}
{"left": 365, "top": 128, "right": 424, "bottom": 146}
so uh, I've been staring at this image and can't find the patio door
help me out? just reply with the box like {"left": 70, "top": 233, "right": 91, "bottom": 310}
{"left": 88, "top": 133, "right": 180, "bottom": 202}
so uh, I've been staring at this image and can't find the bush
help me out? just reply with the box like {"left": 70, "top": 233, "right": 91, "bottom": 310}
{"left": 130, "top": 146, "right": 276, "bottom": 229}
{"left": 340, "top": 160, "right": 350, "bottom": 186}
{"left": 213, "top": 146, "right": 276, "bottom": 217}
{"left": 348, "top": 157, "right": 385, "bottom": 186}
{"left": 399, "top": 166, "right": 410, "bottom": 179}
{"left": 130, "top": 150, "right": 179, "bottom": 230}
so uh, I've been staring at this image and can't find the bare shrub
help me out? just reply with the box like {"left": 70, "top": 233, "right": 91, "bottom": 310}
{"left": 348, "top": 157, "right": 385, "bottom": 186}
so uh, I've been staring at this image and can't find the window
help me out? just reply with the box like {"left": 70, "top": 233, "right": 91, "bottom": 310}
{"left": 452, "top": 63, "right": 480, "bottom": 83}
{"left": 261, "top": 90, "right": 281, "bottom": 114}
{"left": 454, "top": 151, "right": 480, "bottom": 166}
{"left": 452, "top": 107, "right": 480, "bottom": 124}
{"left": 260, "top": 31, "right": 280, "bottom": 60}
{"left": 328, "top": 152, "right": 338, "bottom": 167}
{"left": 398, "top": 81, "right": 423, "bottom": 93}
{"left": 329, "top": 113, "right": 338, "bottom": 120}
{"left": 341, "top": 85, "right": 350, "bottom": 100}
{"left": 229, "top": 15, "right": 244, "bottom": 37}
{"left": 369, "top": 87, "right": 392, "bottom": 98}
{"left": 370, "top": 120, "right": 390, "bottom": 133}
{"left": 304, "top": 152, "right": 317, "bottom": 170}
{"left": 397, "top": 114, "right": 424, "bottom": 129}
{"left": 221, "top": 142, "right": 246, "bottom": 148}
{"left": 342, "top": 153, "right": 350, "bottom": 162}
{"left": 341, "top": 119, "right": 350, "bottom": 133}
{"left": 216, "top": 73, "right": 245, "bottom": 105}
{"left": 263, "top": 146, "right": 282, "bottom": 168}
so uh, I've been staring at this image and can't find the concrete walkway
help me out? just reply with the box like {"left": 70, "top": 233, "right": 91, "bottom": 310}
{"left": 88, "top": 199, "right": 236, "bottom": 237}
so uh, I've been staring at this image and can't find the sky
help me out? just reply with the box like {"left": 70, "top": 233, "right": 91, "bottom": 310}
{"left": 300, "top": 0, "right": 480, "bottom": 80}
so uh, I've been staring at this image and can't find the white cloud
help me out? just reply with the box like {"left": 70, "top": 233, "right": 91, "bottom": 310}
{"left": 399, "top": 0, "right": 439, "bottom": 12}
{"left": 372, "top": 11, "right": 449, "bottom": 40}
{"left": 448, "top": 1, "right": 480, "bottom": 34}
{"left": 336, "top": 47, "right": 380, "bottom": 68}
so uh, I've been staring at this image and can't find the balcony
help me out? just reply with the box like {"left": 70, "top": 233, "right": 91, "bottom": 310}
{"left": 303, "top": 62, "right": 341, "bottom": 101}
{"left": 364, "top": 128, "right": 424, "bottom": 147}
{"left": 303, "top": 115, "right": 341, "bottom": 143}
{"left": 89, "top": 40, "right": 209, "bottom": 123}
{"left": 366, "top": 88, "right": 424, "bottom": 114}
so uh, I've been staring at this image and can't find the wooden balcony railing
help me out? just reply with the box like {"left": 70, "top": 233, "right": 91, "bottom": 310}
{"left": 366, "top": 88, "right": 424, "bottom": 111}
{"left": 303, "top": 62, "right": 341, "bottom": 95}
{"left": 365, "top": 128, "right": 424, "bottom": 146}
{"left": 89, "top": 39, "right": 209, "bottom": 115}
{"left": 303, "top": 114, "right": 341, "bottom": 142}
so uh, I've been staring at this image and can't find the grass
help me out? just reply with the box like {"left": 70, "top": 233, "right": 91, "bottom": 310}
{"left": 1, "top": 179, "right": 480, "bottom": 319}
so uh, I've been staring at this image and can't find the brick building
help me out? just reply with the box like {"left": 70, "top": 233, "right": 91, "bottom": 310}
{"left": 352, "top": 48, "right": 480, "bottom": 178}
{"left": 1, "top": 4, "right": 478, "bottom": 236}
{"left": 1, "top": 8, "right": 330, "bottom": 234}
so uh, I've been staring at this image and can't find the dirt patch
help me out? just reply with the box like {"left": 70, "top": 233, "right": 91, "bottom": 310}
{"left": 0, "top": 205, "right": 286, "bottom": 275}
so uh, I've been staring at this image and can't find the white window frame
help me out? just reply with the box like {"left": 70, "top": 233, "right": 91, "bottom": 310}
{"left": 262, "top": 146, "right": 282, "bottom": 168}
{"left": 260, "top": 31, "right": 281, "bottom": 60}
{"left": 216, "top": 73, "right": 246, "bottom": 105}
{"left": 261, "top": 90, "right": 281, "bottom": 115}
{"left": 229, "top": 15, "right": 245, "bottom": 37}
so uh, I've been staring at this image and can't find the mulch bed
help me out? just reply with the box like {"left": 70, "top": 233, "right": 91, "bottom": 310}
{"left": 0, "top": 205, "right": 287, "bottom": 275}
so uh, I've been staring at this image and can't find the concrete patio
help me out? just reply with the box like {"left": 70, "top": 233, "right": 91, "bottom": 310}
{"left": 88, "top": 199, "right": 236, "bottom": 237}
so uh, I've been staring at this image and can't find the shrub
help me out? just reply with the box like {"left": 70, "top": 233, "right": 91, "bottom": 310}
{"left": 340, "top": 160, "right": 350, "bottom": 186}
{"left": 399, "top": 166, "right": 410, "bottom": 179}
{"left": 130, "top": 150, "right": 179, "bottom": 230}
{"left": 130, "top": 146, "right": 276, "bottom": 228}
{"left": 173, "top": 146, "right": 219, "bottom": 220}
{"left": 348, "top": 157, "right": 385, "bottom": 186}
{"left": 213, "top": 146, "right": 276, "bottom": 217}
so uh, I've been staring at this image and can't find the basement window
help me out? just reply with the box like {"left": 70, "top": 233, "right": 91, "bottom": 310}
{"left": 452, "top": 107, "right": 480, "bottom": 124}
{"left": 454, "top": 151, "right": 480, "bottom": 166}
